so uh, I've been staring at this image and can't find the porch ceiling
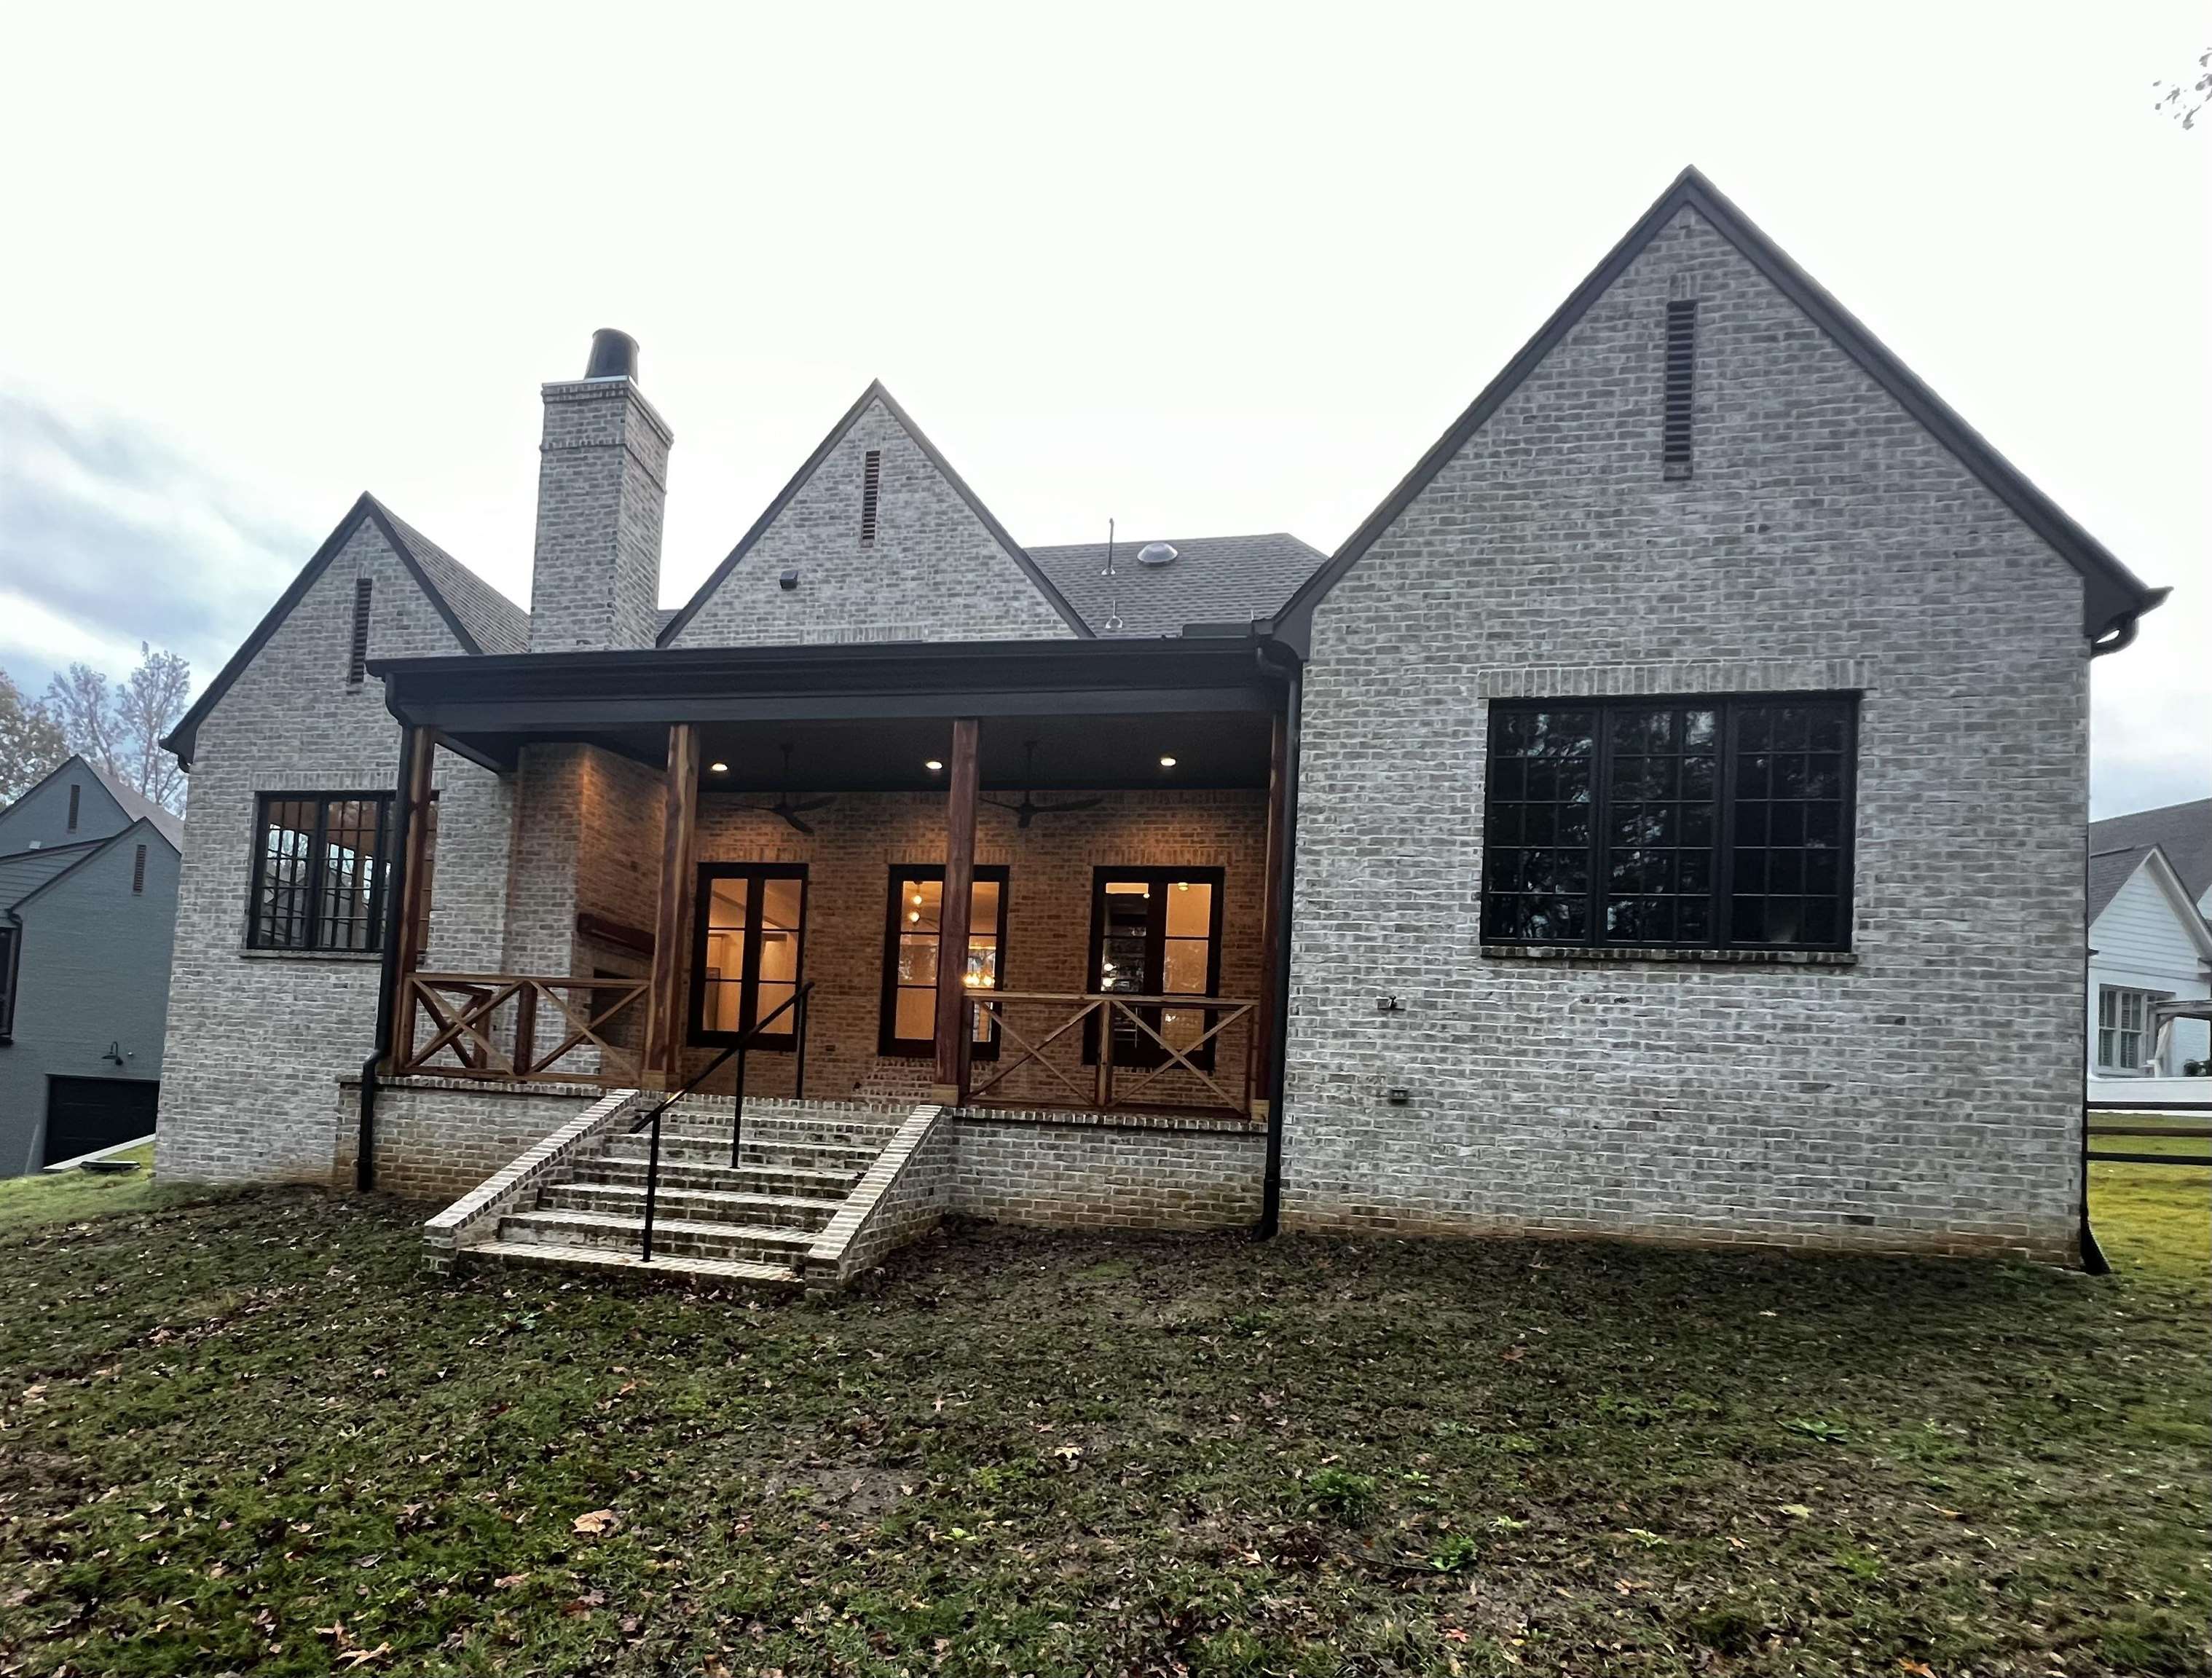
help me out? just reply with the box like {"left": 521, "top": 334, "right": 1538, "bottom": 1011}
{"left": 371, "top": 636, "right": 1293, "bottom": 785}
{"left": 697, "top": 712, "right": 1272, "bottom": 792}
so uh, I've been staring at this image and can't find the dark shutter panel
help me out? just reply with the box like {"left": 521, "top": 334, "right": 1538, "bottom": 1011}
{"left": 1662, "top": 299, "right": 1697, "bottom": 479}
{"left": 133, "top": 843, "right": 147, "bottom": 894}
{"left": 347, "top": 578, "right": 374, "bottom": 685}
{"left": 67, "top": 783, "right": 80, "bottom": 831}
{"left": 859, "top": 449, "right": 881, "bottom": 543}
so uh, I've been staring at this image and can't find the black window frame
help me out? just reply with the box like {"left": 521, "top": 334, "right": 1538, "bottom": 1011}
{"left": 1481, "top": 694, "right": 1859, "bottom": 955}
{"left": 245, "top": 791, "right": 395, "bottom": 954}
{"left": 878, "top": 863, "right": 1011, "bottom": 1060}
{"left": 1085, "top": 864, "right": 1227, "bottom": 1070}
{"left": 689, "top": 862, "right": 808, "bottom": 1049}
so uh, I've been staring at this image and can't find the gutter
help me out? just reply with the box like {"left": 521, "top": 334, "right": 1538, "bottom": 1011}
{"left": 2071, "top": 621, "right": 2150, "bottom": 1272}
{"left": 357, "top": 724, "right": 424, "bottom": 1192}
{"left": 1255, "top": 637, "right": 1304, "bottom": 1237}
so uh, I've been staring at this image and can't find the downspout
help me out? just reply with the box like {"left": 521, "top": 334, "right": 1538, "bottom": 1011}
{"left": 357, "top": 722, "right": 423, "bottom": 1193}
{"left": 1256, "top": 639, "right": 1303, "bottom": 1238}
{"left": 2074, "top": 618, "right": 2141, "bottom": 1274}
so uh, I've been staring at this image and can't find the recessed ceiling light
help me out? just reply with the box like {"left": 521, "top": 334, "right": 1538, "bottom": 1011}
{"left": 924, "top": 759, "right": 943, "bottom": 771}
{"left": 1158, "top": 755, "right": 1178, "bottom": 768}
{"left": 709, "top": 761, "right": 729, "bottom": 773}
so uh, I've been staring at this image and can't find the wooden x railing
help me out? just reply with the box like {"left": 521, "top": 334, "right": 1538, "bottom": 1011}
{"left": 967, "top": 990, "right": 1258, "bottom": 1118}
{"left": 395, "top": 972, "right": 649, "bottom": 1085}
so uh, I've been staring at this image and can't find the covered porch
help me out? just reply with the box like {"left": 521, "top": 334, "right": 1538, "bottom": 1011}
{"left": 368, "top": 637, "right": 1299, "bottom": 1133}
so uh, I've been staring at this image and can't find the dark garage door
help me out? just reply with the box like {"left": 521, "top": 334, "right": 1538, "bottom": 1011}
{"left": 44, "top": 1077, "right": 159, "bottom": 1165}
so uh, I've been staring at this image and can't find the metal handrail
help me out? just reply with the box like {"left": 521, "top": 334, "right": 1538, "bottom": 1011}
{"left": 626, "top": 980, "right": 814, "bottom": 1264}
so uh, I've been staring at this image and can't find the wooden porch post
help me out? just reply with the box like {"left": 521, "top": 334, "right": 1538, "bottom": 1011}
{"left": 645, "top": 722, "right": 701, "bottom": 1090}
{"left": 385, "top": 724, "right": 437, "bottom": 1072}
{"left": 933, "top": 717, "right": 980, "bottom": 1105}
{"left": 1249, "top": 704, "right": 1291, "bottom": 1119}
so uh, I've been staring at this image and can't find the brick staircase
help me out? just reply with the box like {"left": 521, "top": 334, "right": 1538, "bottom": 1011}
{"left": 459, "top": 1099, "right": 909, "bottom": 1288}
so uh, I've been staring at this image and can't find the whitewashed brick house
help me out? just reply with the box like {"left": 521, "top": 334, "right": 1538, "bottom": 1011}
{"left": 156, "top": 170, "right": 2165, "bottom": 1283}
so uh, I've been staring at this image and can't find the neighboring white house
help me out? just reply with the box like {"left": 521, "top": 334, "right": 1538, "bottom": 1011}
{"left": 2086, "top": 798, "right": 2212, "bottom": 1108}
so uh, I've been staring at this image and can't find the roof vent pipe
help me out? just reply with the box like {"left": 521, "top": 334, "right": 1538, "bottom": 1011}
{"left": 585, "top": 328, "right": 639, "bottom": 382}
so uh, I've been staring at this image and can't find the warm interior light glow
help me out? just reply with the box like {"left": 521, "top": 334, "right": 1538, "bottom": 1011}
{"left": 709, "top": 761, "right": 729, "bottom": 773}
{"left": 1158, "top": 755, "right": 1178, "bottom": 768}
{"left": 908, "top": 910, "right": 921, "bottom": 923}
{"left": 924, "top": 759, "right": 944, "bottom": 771}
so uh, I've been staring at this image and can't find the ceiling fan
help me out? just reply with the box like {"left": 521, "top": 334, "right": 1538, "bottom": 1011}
{"left": 733, "top": 744, "right": 836, "bottom": 835}
{"left": 982, "top": 741, "right": 1103, "bottom": 829}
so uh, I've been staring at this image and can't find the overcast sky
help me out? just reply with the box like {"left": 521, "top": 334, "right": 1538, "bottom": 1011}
{"left": 0, "top": 4, "right": 2203, "bottom": 817}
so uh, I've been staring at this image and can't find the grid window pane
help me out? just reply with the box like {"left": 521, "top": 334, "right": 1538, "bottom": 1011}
{"left": 1481, "top": 707, "right": 1597, "bottom": 943}
{"left": 1724, "top": 700, "right": 1851, "bottom": 950}
{"left": 693, "top": 867, "right": 806, "bottom": 1043}
{"left": 249, "top": 794, "right": 392, "bottom": 952}
{"left": 1483, "top": 696, "right": 1854, "bottom": 953}
{"left": 1091, "top": 870, "right": 1222, "bottom": 1071}
{"left": 883, "top": 868, "right": 1006, "bottom": 1053}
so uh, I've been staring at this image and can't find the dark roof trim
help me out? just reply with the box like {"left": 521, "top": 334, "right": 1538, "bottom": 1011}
{"left": 373, "top": 634, "right": 1288, "bottom": 744}
{"left": 1279, "top": 165, "right": 2165, "bottom": 646}
{"left": 656, "top": 380, "right": 1093, "bottom": 647}
{"left": 162, "top": 493, "right": 487, "bottom": 769}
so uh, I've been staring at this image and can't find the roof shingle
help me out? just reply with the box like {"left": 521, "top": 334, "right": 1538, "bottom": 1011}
{"left": 1028, "top": 533, "right": 1327, "bottom": 639}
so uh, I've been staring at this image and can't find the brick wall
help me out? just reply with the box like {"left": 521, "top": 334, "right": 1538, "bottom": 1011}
{"left": 335, "top": 1076, "right": 605, "bottom": 1202}
{"left": 668, "top": 396, "right": 1074, "bottom": 647}
{"left": 1283, "top": 205, "right": 2089, "bottom": 1260}
{"left": 157, "top": 521, "right": 515, "bottom": 1185}
{"left": 950, "top": 1108, "right": 1264, "bottom": 1231}
{"left": 683, "top": 787, "right": 1270, "bottom": 1110}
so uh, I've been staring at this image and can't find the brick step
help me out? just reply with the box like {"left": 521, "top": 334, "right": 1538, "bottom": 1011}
{"left": 497, "top": 1208, "right": 815, "bottom": 1266}
{"left": 667, "top": 1101, "right": 907, "bottom": 1135}
{"left": 543, "top": 1181, "right": 841, "bottom": 1232}
{"left": 586, "top": 1155, "right": 861, "bottom": 1198}
{"left": 600, "top": 1133, "right": 881, "bottom": 1172}
{"left": 458, "top": 1239, "right": 801, "bottom": 1290}
{"left": 648, "top": 1121, "right": 902, "bottom": 1153}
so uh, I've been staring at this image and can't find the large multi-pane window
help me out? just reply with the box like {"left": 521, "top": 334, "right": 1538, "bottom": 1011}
{"left": 247, "top": 793, "right": 393, "bottom": 953}
{"left": 1087, "top": 867, "right": 1224, "bottom": 1068}
{"left": 880, "top": 864, "right": 1008, "bottom": 1057}
{"left": 690, "top": 864, "right": 807, "bottom": 1046}
{"left": 2098, "top": 986, "right": 2168, "bottom": 1073}
{"left": 1481, "top": 696, "right": 1857, "bottom": 953}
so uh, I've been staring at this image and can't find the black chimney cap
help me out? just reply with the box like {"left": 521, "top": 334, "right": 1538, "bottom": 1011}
{"left": 584, "top": 328, "right": 639, "bottom": 382}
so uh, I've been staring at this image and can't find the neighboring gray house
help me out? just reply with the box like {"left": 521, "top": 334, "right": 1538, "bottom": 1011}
{"left": 154, "top": 169, "right": 2165, "bottom": 1282}
{"left": 0, "top": 755, "right": 182, "bottom": 1173}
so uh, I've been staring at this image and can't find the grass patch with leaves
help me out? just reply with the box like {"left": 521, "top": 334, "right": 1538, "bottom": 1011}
{"left": 0, "top": 1162, "right": 2203, "bottom": 1676}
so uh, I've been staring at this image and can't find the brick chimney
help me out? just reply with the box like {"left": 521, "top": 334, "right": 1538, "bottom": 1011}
{"left": 527, "top": 328, "right": 672, "bottom": 653}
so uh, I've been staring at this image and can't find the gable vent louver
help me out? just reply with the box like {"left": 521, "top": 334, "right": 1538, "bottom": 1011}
{"left": 859, "top": 449, "right": 881, "bottom": 543}
{"left": 347, "top": 577, "right": 374, "bottom": 684}
{"left": 1662, "top": 299, "right": 1697, "bottom": 479}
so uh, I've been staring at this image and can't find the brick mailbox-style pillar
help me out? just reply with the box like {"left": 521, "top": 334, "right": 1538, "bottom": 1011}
{"left": 932, "top": 717, "right": 980, "bottom": 1105}
{"left": 645, "top": 722, "right": 701, "bottom": 1089}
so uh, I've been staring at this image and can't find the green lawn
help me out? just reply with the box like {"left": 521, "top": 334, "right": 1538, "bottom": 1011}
{"left": 0, "top": 1142, "right": 158, "bottom": 1232}
{"left": 0, "top": 1157, "right": 2204, "bottom": 1677}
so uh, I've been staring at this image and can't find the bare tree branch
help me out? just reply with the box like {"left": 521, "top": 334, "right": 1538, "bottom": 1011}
{"left": 0, "top": 667, "right": 69, "bottom": 804}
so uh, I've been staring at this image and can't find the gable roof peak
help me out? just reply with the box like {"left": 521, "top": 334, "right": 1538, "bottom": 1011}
{"left": 1279, "top": 165, "right": 2165, "bottom": 647}
{"left": 657, "top": 380, "right": 1091, "bottom": 645}
{"left": 162, "top": 492, "right": 526, "bottom": 769}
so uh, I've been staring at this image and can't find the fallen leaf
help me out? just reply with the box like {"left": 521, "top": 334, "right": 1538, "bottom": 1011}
{"left": 1500, "top": 1345, "right": 1527, "bottom": 1363}
{"left": 1779, "top": 1503, "right": 1814, "bottom": 1519}
{"left": 572, "top": 1508, "right": 619, "bottom": 1536}
{"left": 493, "top": 1574, "right": 527, "bottom": 1589}
{"left": 336, "top": 1644, "right": 390, "bottom": 1669}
